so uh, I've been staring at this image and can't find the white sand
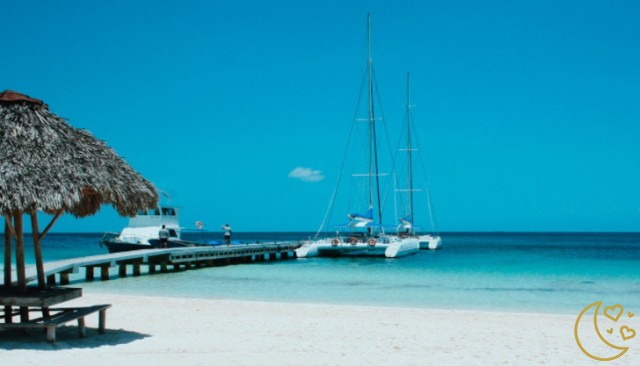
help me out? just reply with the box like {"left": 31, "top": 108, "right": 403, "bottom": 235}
{"left": 1, "top": 294, "right": 638, "bottom": 365}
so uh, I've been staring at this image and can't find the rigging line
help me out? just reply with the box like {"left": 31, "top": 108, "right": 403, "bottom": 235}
{"left": 316, "top": 66, "right": 368, "bottom": 239}
{"left": 371, "top": 69, "right": 398, "bottom": 210}
{"left": 380, "top": 115, "right": 407, "bottom": 219}
{"left": 410, "top": 115, "right": 440, "bottom": 235}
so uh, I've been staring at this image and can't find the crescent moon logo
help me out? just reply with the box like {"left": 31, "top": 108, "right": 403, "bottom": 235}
{"left": 574, "top": 301, "right": 629, "bottom": 361}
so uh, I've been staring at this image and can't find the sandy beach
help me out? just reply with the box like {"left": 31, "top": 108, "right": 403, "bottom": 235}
{"left": 1, "top": 294, "right": 637, "bottom": 365}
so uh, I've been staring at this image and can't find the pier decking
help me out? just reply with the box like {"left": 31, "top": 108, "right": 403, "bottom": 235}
{"left": 0, "top": 242, "right": 302, "bottom": 287}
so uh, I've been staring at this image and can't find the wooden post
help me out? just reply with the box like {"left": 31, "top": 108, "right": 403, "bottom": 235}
{"left": 47, "top": 274, "right": 56, "bottom": 286}
{"left": 133, "top": 261, "right": 141, "bottom": 276}
{"left": 101, "top": 265, "right": 110, "bottom": 281}
{"left": 98, "top": 309, "right": 107, "bottom": 334}
{"left": 14, "top": 212, "right": 26, "bottom": 293}
{"left": 29, "top": 212, "right": 46, "bottom": 290}
{"left": 78, "top": 317, "right": 87, "bottom": 338}
{"left": 60, "top": 271, "right": 70, "bottom": 285}
{"left": 4, "top": 217, "right": 11, "bottom": 285}
{"left": 4, "top": 217, "right": 12, "bottom": 323}
{"left": 13, "top": 212, "right": 29, "bottom": 323}
{"left": 149, "top": 263, "right": 156, "bottom": 273}
{"left": 270, "top": 253, "right": 277, "bottom": 260}
{"left": 173, "top": 264, "right": 181, "bottom": 271}
{"left": 119, "top": 264, "right": 127, "bottom": 277}
{"left": 281, "top": 252, "right": 289, "bottom": 259}
{"left": 86, "top": 266, "right": 94, "bottom": 281}
{"left": 160, "top": 262, "right": 168, "bottom": 273}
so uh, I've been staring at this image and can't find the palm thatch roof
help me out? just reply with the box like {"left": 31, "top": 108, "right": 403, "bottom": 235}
{"left": 0, "top": 90, "right": 159, "bottom": 217}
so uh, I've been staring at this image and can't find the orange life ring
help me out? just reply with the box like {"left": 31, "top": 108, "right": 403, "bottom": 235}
{"left": 368, "top": 239, "right": 376, "bottom": 246}
{"left": 331, "top": 239, "right": 339, "bottom": 246}
{"left": 349, "top": 237, "right": 358, "bottom": 245}
{"left": 196, "top": 221, "right": 204, "bottom": 229}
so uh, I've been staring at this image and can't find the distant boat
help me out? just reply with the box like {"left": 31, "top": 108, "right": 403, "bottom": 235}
{"left": 394, "top": 73, "right": 442, "bottom": 250}
{"left": 296, "top": 14, "right": 419, "bottom": 259}
{"left": 100, "top": 205, "right": 194, "bottom": 253}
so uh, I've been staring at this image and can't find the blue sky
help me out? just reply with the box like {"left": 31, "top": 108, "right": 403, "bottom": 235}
{"left": 2, "top": 0, "right": 639, "bottom": 232}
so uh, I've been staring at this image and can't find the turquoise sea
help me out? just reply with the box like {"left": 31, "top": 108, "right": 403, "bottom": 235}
{"left": 1, "top": 232, "right": 639, "bottom": 315}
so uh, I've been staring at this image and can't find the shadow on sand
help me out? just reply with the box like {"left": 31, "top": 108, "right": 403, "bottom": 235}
{"left": 0, "top": 326, "right": 150, "bottom": 350}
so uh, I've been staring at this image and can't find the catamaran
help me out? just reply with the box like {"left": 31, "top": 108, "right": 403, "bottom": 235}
{"left": 296, "top": 14, "right": 419, "bottom": 258}
{"left": 394, "top": 73, "right": 442, "bottom": 250}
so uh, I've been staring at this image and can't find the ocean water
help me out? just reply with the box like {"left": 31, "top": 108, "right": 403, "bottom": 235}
{"left": 1, "top": 232, "right": 639, "bottom": 315}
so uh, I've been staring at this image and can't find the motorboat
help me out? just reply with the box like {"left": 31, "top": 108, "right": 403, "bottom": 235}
{"left": 100, "top": 205, "right": 192, "bottom": 253}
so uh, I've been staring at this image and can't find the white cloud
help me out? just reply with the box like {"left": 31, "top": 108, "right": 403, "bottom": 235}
{"left": 288, "top": 167, "right": 325, "bottom": 182}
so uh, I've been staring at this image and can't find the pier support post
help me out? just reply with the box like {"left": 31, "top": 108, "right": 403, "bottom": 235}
{"left": 262, "top": 254, "right": 268, "bottom": 261}
{"left": 20, "top": 307, "right": 29, "bottom": 323}
{"left": 270, "top": 253, "right": 278, "bottom": 260}
{"left": 86, "top": 266, "right": 94, "bottom": 281}
{"left": 173, "top": 264, "right": 181, "bottom": 271}
{"left": 101, "top": 265, "right": 110, "bottom": 281}
{"left": 149, "top": 263, "right": 156, "bottom": 273}
{"left": 119, "top": 264, "right": 127, "bottom": 277}
{"left": 205, "top": 259, "right": 213, "bottom": 267}
{"left": 160, "top": 262, "right": 168, "bottom": 273}
{"left": 184, "top": 262, "right": 191, "bottom": 270}
{"left": 60, "top": 271, "right": 70, "bottom": 285}
{"left": 3, "top": 307, "right": 12, "bottom": 324}
{"left": 46, "top": 274, "right": 56, "bottom": 286}
{"left": 281, "top": 252, "right": 288, "bottom": 259}
{"left": 133, "top": 261, "right": 141, "bottom": 276}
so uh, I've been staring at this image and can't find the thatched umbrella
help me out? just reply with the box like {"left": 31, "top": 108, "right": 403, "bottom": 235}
{"left": 0, "top": 90, "right": 159, "bottom": 297}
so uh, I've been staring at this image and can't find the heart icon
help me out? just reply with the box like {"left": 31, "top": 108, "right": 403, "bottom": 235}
{"left": 607, "top": 328, "right": 613, "bottom": 334}
{"left": 604, "top": 304, "right": 624, "bottom": 322}
{"left": 620, "top": 326, "right": 636, "bottom": 341}
{"left": 629, "top": 312, "right": 635, "bottom": 318}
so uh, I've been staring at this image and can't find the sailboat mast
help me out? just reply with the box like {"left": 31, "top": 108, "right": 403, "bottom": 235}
{"left": 407, "top": 72, "right": 414, "bottom": 222}
{"left": 367, "top": 13, "right": 374, "bottom": 210}
{"left": 367, "top": 14, "right": 383, "bottom": 224}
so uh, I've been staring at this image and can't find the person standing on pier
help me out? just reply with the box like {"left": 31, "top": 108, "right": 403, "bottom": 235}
{"left": 222, "top": 224, "right": 232, "bottom": 246}
{"left": 159, "top": 225, "right": 169, "bottom": 249}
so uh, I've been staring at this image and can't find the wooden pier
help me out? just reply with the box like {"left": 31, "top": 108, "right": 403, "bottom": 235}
{"left": 0, "top": 242, "right": 302, "bottom": 286}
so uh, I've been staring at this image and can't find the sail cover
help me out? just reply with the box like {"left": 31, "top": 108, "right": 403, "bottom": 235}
{"left": 348, "top": 207, "right": 373, "bottom": 222}
{"left": 400, "top": 215, "right": 412, "bottom": 224}
{"left": 334, "top": 222, "right": 394, "bottom": 228}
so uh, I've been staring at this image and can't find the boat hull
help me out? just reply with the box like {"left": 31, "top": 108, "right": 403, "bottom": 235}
{"left": 102, "top": 239, "right": 195, "bottom": 253}
{"left": 102, "top": 241, "right": 154, "bottom": 254}
{"left": 418, "top": 235, "right": 441, "bottom": 250}
{"left": 296, "top": 238, "right": 419, "bottom": 258}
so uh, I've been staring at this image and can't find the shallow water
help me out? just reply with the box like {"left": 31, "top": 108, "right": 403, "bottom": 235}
{"left": 1, "top": 232, "right": 639, "bottom": 315}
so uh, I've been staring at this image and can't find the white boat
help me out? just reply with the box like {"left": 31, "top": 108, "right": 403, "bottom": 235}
{"left": 100, "top": 205, "right": 189, "bottom": 253}
{"left": 393, "top": 73, "right": 442, "bottom": 250}
{"left": 296, "top": 14, "right": 419, "bottom": 259}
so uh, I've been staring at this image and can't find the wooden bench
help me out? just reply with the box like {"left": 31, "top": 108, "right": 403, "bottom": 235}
{"left": 0, "top": 304, "right": 111, "bottom": 342}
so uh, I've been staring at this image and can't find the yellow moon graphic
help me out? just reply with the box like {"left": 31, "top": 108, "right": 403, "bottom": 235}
{"left": 574, "top": 301, "right": 629, "bottom": 361}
